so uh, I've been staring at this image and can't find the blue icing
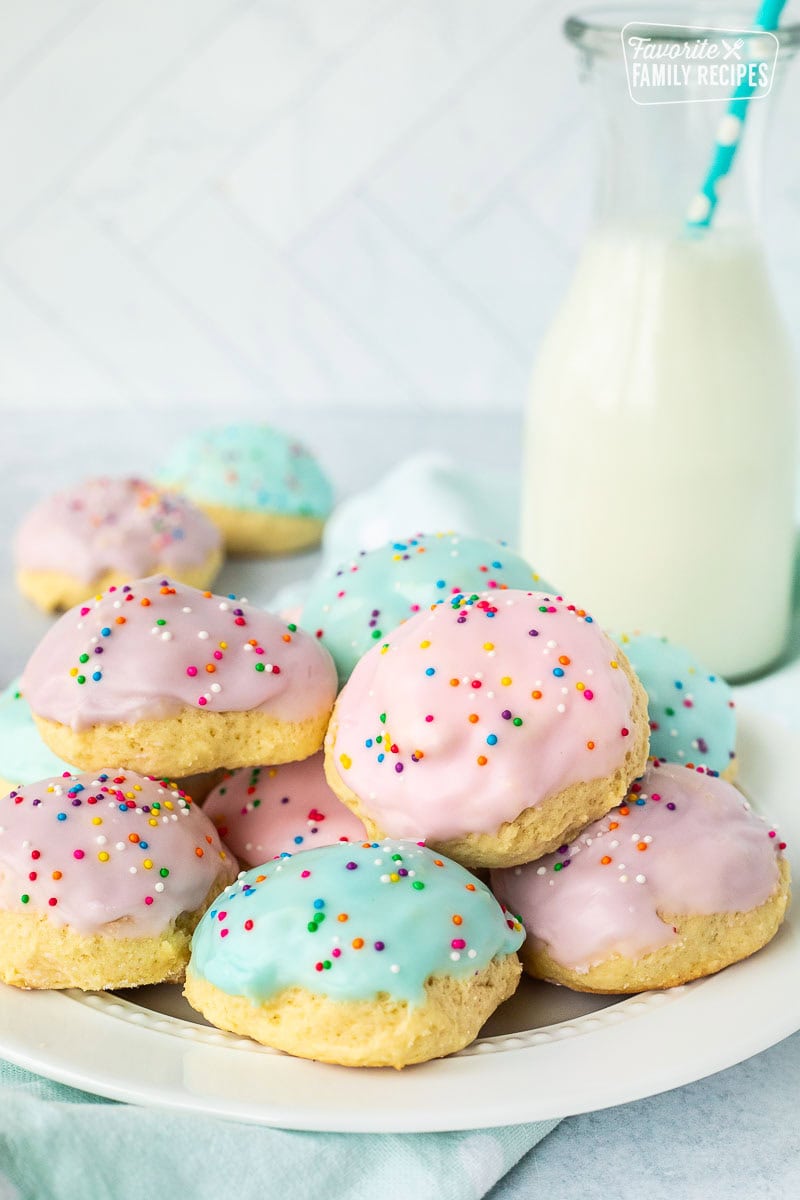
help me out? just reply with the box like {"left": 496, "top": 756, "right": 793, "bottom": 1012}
{"left": 157, "top": 425, "right": 333, "bottom": 518}
{"left": 300, "top": 533, "right": 554, "bottom": 686}
{"left": 614, "top": 632, "right": 736, "bottom": 774}
{"left": 189, "top": 839, "right": 524, "bottom": 1006}
{"left": 0, "top": 679, "right": 72, "bottom": 788}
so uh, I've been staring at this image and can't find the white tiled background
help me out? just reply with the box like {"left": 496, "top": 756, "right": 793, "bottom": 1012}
{"left": 0, "top": 0, "right": 798, "bottom": 414}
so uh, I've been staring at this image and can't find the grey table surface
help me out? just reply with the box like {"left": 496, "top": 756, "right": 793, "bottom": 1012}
{"left": 4, "top": 402, "right": 800, "bottom": 1200}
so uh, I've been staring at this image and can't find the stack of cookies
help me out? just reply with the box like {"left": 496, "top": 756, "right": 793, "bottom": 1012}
{"left": 0, "top": 524, "right": 790, "bottom": 1070}
{"left": 2, "top": 577, "right": 339, "bottom": 988}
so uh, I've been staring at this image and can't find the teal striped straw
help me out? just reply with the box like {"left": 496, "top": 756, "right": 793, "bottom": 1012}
{"left": 686, "top": 0, "right": 787, "bottom": 229}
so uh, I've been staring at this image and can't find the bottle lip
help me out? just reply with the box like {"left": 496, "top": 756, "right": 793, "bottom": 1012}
{"left": 566, "top": 5, "right": 800, "bottom": 56}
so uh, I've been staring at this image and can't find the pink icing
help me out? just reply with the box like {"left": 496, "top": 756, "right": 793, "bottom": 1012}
{"left": 21, "top": 576, "right": 338, "bottom": 729}
{"left": 330, "top": 590, "right": 636, "bottom": 840}
{"left": 491, "top": 760, "right": 785, "bottom": 972}
{"left": 204, "top": 753, "right": 365, "bottom": 866}
{"left": 15, "top": 477, "right": 221, "bottom": 583}
{"left": 0, "top": 770, "right": 235, "bottom": 936}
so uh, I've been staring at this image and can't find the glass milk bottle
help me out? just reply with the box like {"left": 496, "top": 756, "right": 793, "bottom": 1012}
{"left": 521, "top": 9, "right": 798, "bottom": 679}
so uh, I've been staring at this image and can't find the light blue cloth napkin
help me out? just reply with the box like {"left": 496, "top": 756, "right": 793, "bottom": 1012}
{"left": 0, "top": 1060, "right": 557, "bottom": 1200}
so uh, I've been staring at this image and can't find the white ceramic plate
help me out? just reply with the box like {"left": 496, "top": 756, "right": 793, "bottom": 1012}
{"left": 0, "top": 707, "right": 797, "bottom": 1132}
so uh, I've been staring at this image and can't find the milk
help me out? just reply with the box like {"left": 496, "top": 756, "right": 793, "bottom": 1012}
{"left": 521, "top": 226, "right": 797, "bottom": 679}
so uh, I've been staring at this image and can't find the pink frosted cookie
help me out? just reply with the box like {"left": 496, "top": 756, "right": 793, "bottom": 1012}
{"left": 0, "top": 769, "right": 237, "bottom": 990}
{"left": 324, "top": 589, "right": 649, "bottom": 869}
{"left": 204, "top": 753, "right": 365, "bottom": 867}
{"left": 22, "top": 576, "right": 338, "bottom": 778}
{"left": 15, "top": 477, "right": 223, "bottom": 612}
{"left": 491, "top": 760, "right": 790, "bottom": 993}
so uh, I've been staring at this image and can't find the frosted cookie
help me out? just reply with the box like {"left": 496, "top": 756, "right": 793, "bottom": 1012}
{"left": 204, "top": 754, "right": 365, "bottom": 867}
{"left": 491, "top": 760, "right": 790, "bottom": 994}
{"left": 157, "top": 425, "right": 333, "bottom": 556}
{"left": 0, "top": 770, "right": 237, "bottom": 990}
{"left": 21, "top": 577, "right": 338, "bottom": 778}
{"left": 302, "top": 532, "right": 553, "bottom": 686}
{"left": 614, "top": 632, "right": 736, "bottom": 777}
{"left": 15, "top": 477, "right": 223, "bottom": 612}
{"left": 0, "top": 680, "right": 225, "bottom": 806}
{"left": 324, "top": 590, "right": 649, "bottom": 870}
{"left": 0, "top": 679, "right": 72, "bottom": 796}
{"left": 185, "top": 839, "right": 524, "bottom": 1068}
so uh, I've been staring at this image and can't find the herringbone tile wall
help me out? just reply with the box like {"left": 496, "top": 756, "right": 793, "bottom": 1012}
{"left": 0, "top": 0, "right": 797, "bottom": 413}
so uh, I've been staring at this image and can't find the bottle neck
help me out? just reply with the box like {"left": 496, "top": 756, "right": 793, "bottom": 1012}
{"left": 578, "top": 45, "right": 783, "bottom": 235}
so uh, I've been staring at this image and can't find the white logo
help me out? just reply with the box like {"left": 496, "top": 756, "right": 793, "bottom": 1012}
{"left": 621, "top": 23, "right": 779, "bottom": 105}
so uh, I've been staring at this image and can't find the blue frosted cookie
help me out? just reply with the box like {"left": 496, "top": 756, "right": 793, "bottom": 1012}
{"left": 158, "top": 424, "right": 333, "bottom": 556}
{"left": 301, "top": 532, "right": 552, "bottom": 686}
{"left": 614, "top": 632, "right": 736, "bottom": 776}
{"left": 0, "top": 679, "right": 72, "bottom": 794}
{"left": 185, "top": 839, "right": 524, "bottom": 1066}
